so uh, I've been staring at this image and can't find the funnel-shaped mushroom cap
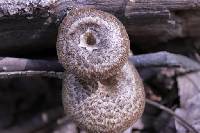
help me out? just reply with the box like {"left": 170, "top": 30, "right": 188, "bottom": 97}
{"left": 62, "top": 62, "right": 145, "bottom": 133}
{"left": 57, "top": 8, "right": 130, "bottom": 80}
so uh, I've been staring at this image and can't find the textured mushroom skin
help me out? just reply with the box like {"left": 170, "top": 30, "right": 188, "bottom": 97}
{"left": 57, "top": 8, "right": 145, "bottom": 133}
{"left": 62, "top": 62, "right": 145, "bottom": 133}
{"left": 56, "top": 8, "right": 130, "bottom": 80}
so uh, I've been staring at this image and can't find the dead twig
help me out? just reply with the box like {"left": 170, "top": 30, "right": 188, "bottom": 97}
{"left": 129, "top": 51, "right": 200, "bottom": 71}
{"left": 146, "top": 99, "right": 199, "bottom": 133}
{"left": 0, "top": 71, "right": 63, "bottom": 79}
{"left": 0, "top": 57, "right": 62, "bottom": 72}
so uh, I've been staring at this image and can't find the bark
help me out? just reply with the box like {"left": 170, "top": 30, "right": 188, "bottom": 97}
{"left": 0, "top": 0, "right": 200, "bottom": 55}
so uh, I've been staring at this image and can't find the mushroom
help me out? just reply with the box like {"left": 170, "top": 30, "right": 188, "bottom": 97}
{"left": 57, "top": 8, "right": 145, "bottom": 133}
{"left": 56, "top": 8, "right": 129, "bottom": 80}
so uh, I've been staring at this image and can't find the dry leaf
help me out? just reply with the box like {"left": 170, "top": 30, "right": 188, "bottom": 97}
{"left": 175, "top": 72, "right": 200, "bottom": 132}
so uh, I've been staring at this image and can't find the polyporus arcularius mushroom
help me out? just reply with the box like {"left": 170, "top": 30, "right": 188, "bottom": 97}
{"left": 56, "top": 8, "right": 129, "bottom": 80}
{"left": 56, "top": 8, "right": 145, "bottom": 133}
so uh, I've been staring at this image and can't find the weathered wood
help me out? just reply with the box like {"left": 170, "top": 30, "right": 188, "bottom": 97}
{"left": 0, "top": 0, "right": 200, "bottom": 55}
{"left": 0, "top": 52, "right": 199, "bottom": 79}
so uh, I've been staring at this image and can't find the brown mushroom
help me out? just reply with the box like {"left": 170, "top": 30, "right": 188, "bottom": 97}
{"left": 56, "top": 8, "right": 129, "bottom": 80}
{"left": 57, "top": 8, "right": 145, "bottom": 133}
{"left": 62, "top": 62, "right": 145, "bottom": 133}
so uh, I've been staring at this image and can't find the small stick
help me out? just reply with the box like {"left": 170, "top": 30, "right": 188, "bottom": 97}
{"left": 146, "top": 99, "right": 198, "bottom": 133}
{"left": 0, "top": 71, "right": 63, "bottom": 79}
{"left": 129, "top": 51, "right": 200, "bottom": 71}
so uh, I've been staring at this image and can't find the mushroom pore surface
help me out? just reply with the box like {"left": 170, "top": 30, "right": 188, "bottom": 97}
{"left": 62, "top": 62, "right": 145, "bottom": 133}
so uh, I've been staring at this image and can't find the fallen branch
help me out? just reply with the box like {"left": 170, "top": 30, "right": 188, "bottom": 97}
{"left": 0, "top": 57, "right": 62, "bottom": 72}
{"left": 1, "top": 0, "right": 200, "bottom": 54}
{"left": 129, "top": 51, "right": 200, "bottom": 71}
{"left": 0, "top": 71, "right": 63, "bottom": 79}
{"left": 0, "top": 51, "right": 199, "bottom": 79}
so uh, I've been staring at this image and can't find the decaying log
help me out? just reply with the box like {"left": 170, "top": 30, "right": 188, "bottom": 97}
{"left": 1, "top": 0, "right": 200, "bottom": 55}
